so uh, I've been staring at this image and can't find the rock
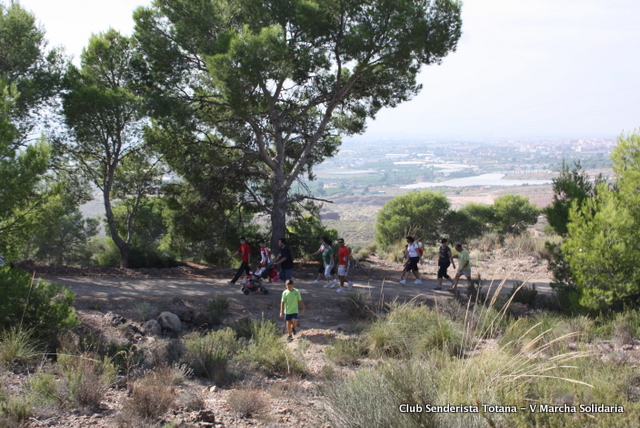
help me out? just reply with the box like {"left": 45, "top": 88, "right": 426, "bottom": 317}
{"left": 196, "top": 409, "right": 216, "bottom": 423}
{"left": 158, "top": 312, "right": 182, "bottom": 333}
{"left": 142, "top": 319, "right": 162, "bottom": 336}
{"left": 105, "top": 311, "right": 126, "bottom": 326}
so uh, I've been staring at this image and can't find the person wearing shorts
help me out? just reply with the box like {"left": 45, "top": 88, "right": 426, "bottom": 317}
{"left": 399, "top": 236, "right": 421, "bottom": 285}
{"left": 451, "top": 243, "right": 472, "bottom": 291}
{"left": 280, "top": 279, "right": 305, "bottom": 341}
{"left": 335, "top": 238, "right": 354, "bottom": 293}
{"left": 309, "top": 237, "right": 337, "bottom": 285}
{"left": 436, "top": 238, "right": 456, "bottom": 290}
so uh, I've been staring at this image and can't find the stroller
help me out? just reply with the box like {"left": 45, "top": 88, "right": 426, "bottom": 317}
{"left": 240, "top": 262, "right": 277, "bottom": 295}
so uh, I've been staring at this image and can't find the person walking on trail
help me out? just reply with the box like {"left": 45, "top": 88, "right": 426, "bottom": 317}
{"left": 258, "top": 240, "right": 271, "bottom": 267}
{"left": 309, "top": 237, "right": 338, "bottom": 285}
{"left": 273, "top": 238, "right": 294, "bottom": 281}
{"left": 335, "top": 238, "right": 354, "bottom": 293}
{"left": 228, "top": 237, "right": 251, "bottom": 284}
{"left": 280, "top": 279, "right": 305, "bottom": 341}
{"left": 398, "top": 236, "right": 422, "bottom": 285}
{"left": 436, "top": 238, "right": 456, "bottom": 290}
{"left": 450, "top": 243, "right": 472, "bottom": 291}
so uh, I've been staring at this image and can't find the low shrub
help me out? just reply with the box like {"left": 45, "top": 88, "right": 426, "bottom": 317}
{"left": 325, "top": 360, "right": 437, "bottom": 428}
{"left": 325, "top": 337, "right": 367, "bottom": 366}
{"left": 133, "top": 302, "right": 158, "bottom": 322}
{"left": 0, "top": 327, "right": 40, "bottom": 369}
{"left": 364, "top": 302, "right": 464, "bottom": 358}
{"left": 226, "top": 388, "right": 269, "bottom": 418}
{"left": 208, "top": 295, "right": 229, "bottom": 326}
{"left": 0, "top": 267, "right": 79, "bottom": 340}
{"left": 121, "top": 369, "right": 176, "bottom": 421}
{"left": 235, "top": 318, "right": 305, "bottom": 376}
{"left": 183, "top": 328, "right": 237, "bottom": 384}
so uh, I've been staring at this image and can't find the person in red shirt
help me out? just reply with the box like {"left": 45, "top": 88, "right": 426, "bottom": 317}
{"left": 335, "top": 238, "right": 354, "bottom": 293}
{"left": 228, "top": 237, "right": 251, "bottom": 284}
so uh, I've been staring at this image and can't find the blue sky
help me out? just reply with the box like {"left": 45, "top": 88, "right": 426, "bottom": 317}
{"left": 18, "top": 0, "right": 640, "bottom": 141}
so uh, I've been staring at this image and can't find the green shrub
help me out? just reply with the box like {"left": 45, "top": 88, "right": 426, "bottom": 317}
{"left": 208, "top": 295, "right": 229, "bottom": 326}
{"left": 325, "top": 360, "right": 437, "bottom": 428}
{"left": 326, "top": 337, "right": 367, "bottom": 366}
{"left": 0, "top": 395, "right": 33, "bottom": 424}
{"left": 235, "top": 318, "right": 304, "bottom": 376}
{"left": 0, "top": 327, "right": 39, "bottom": 368}
{"left": 365, "top": 302, "right": 464, "bottom": 358}
{"left": 133, "top": 301, "right": 158, "bottom": 322}
{"left": 121, "top": 369, "right": 176, "bottom": 421}
{"left": 183, "top": 328, "right": 237, "bottom": 384}
{"left": 0, "top": 267, "right": 79, "bottom": 339}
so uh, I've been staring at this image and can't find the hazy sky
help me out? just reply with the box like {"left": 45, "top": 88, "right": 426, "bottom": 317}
{"left": 18, "top": 0, "right": 640, "bottom": 142}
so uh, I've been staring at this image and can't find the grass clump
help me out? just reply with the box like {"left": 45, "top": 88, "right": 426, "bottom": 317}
{"left": 208, "top": 295, "right": 229, "bottom": 325}
{"left": 121, "top": 368, "right": 176, "bottom": 422}
{"left": 183, "top": 328, "right": 237, "bottom": 385}
{"left": 226, "top": 388, "right": 269, "bottom": 418}
{"left": 325, "top": 360, "right": 437, "bottom": 428}
{"left": 0, "top": 327, "right": 40, "bottom": 369}
{"left": 364, "top": 301, "right": 464, "bottom": 358}
{"left": 235, "top": 318, "right": 305, "bottom": 376}
{"left": 133, "top": 301, "right": 158, "bottom": 321}
{"left": 325, "top": 337, "right": 367, "bottom": 366}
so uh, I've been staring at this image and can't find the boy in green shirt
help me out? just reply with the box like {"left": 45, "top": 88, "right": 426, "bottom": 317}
{"left": 280, "top": 279, "right": 306, "bottom": 341}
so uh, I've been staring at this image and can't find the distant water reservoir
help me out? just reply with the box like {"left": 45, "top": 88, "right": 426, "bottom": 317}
{"left": 400, "top": 173, "right": 552, "bottom": 189}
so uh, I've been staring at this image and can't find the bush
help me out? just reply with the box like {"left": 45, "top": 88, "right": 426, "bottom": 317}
{"left": 364, "top": 302, "right": 464, "bottom": 358}
{"left": 326, "top": 337, "right": 367, "bottom": 366}
{"left": 235, "top": 318, "right": 305, "bottom": 376}
{"left": 183, "top": 328, "right": 238, "bottom": 384}
{"left": 226, "top": 388, "right": 269, "bottom": 418}
{"left": 0, "top": 327, "right": 39, "bottom": 368}
{"left": 121, "top": 369, "right": 176, "bottom": 421}
{"left": 0, "top": 267, "right": 79, "bottom": 339}
{"left": 133, "top": 301, "right": 158, "bottom": 322}
{"left": 325, "top": 360, "right": 437, "bottom": 428}
{"left": 208, "top": 295, "right": 229, "bottom": 326}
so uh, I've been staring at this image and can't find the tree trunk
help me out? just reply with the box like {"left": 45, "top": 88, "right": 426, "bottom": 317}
{"left": 103, "top": 186, "right": 130, "bottom": 269}
{"left": 270, "top": 172, "right": 288, "bottom": 254}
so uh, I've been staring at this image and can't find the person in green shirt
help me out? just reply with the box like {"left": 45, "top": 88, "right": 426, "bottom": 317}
{"left": 451, "top": 243, "right": 472, "bottom": 291}
{"left": 280, "top": 279, "right": 306, "bottom": 341}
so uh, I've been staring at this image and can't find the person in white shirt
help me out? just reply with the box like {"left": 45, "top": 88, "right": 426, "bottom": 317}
{"left": 398, "top": 236, "right": 422, "bottom": 285}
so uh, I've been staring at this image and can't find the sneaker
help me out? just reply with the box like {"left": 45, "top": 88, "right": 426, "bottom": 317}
{"left": 328, "top": 282, "right": 337, "bottom": 289}
{"left": 435, "top": 285, "right": 442, "bottom": 290}
{"left": 336, "top": 287, "right": 345, "bottom": 293}
{"left": 348, "top": 281, "right": 354, "bottom": 289}
{"left": 323, "top": 282, "right": 331, "bottom": 288}
{"left": 396, "top": 278, "right": 404, "bottom": 282}
{"left": 399, "top": 279, "right": 407, "bottom": 285}
{"left": 287, "top": 335, "right": 293, "bottom": 342}
{"left": 414, "top": 279, "right": 422, "bottom": 285}
{"left": 312, "top": 279, "right": 320, "bottom": 284}
{"left": 228, "top": 281, "right": 235, "bottom": 285}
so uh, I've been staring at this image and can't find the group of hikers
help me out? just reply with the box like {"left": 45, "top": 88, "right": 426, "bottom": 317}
{"left": 227, "top": 235, "right": 473, "bottom": 292}
{"left": 226, "top": 235, "right": 472, "bottom": 341}
{"left": 227, "top": 236, "right": 355, "bottom": 293}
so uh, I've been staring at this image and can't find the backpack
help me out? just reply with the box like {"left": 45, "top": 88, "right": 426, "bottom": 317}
{"left": 417, "top": 247, "right": 424, "bottom": 257}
